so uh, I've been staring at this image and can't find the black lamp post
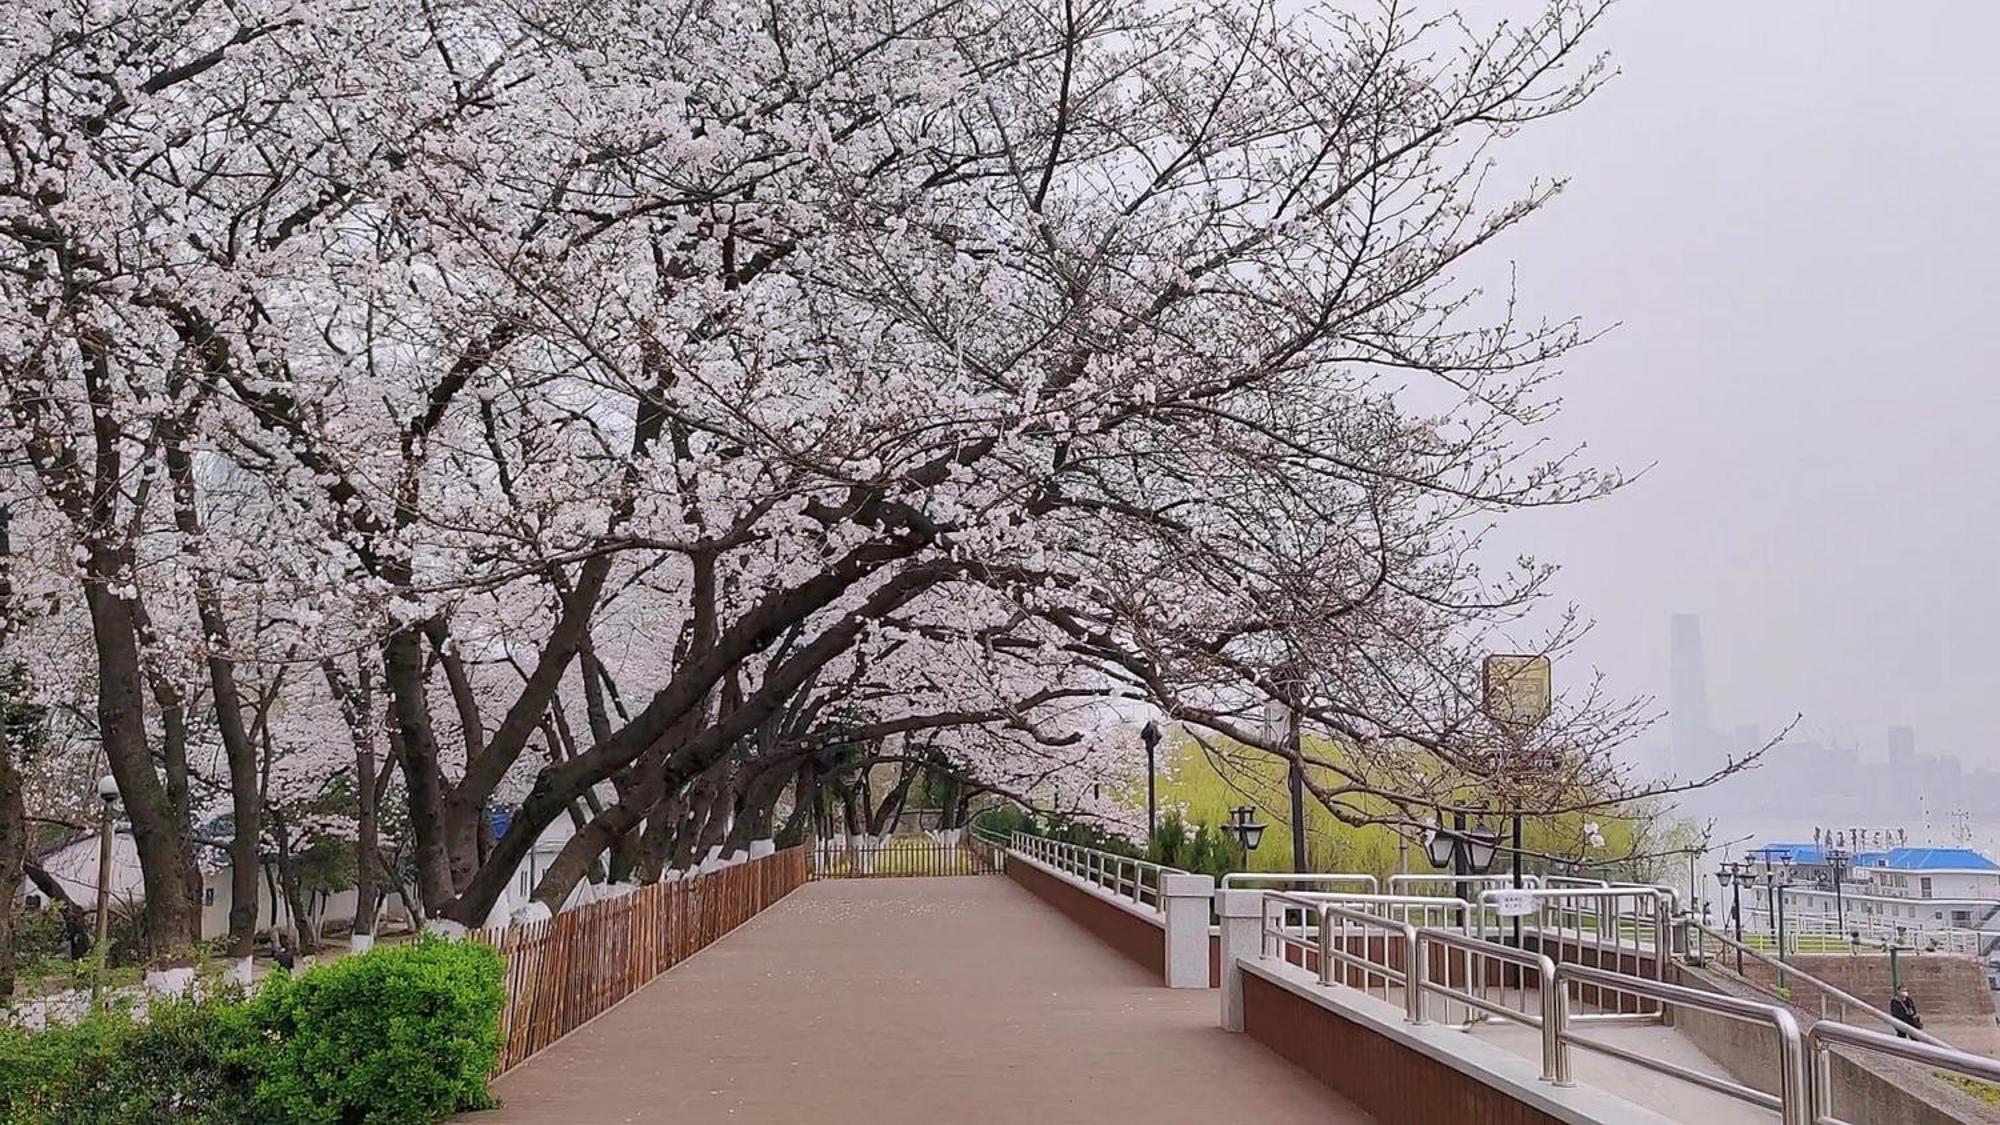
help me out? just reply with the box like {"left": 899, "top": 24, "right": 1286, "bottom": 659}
{"left": 1718, "top": 859, "right": 1750, "bottom": 974}
{"left": 1826, "top": 846, "right": 1851, "bottom": 939}
{"left": 1221, "top": 805, "right": 1268, "bottom": 853}
{"left": 1140, "top": 720, "right": 1161, "bottom": 847}
{"left": 1425, "top": 812, "right": 1500, "bottom": 926}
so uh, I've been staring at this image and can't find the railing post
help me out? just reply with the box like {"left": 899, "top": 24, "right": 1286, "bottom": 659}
{"left": 1551, "top": 969, "right": 1575, "bottom": 1087}
{"left": 1161, "top": 872, "right": 1216, "bottom": 989}
{"left": 1406, "top": 926, "right": 1426, "bottom": 1024}
{"left": 1217, "top": 889, "right": 1262, "bottom": 1032}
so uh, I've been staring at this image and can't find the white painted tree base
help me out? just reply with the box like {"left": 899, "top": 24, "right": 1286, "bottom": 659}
{"left": 424, "top": 918, "right": 469, "bottom": 940}
{"left": 509, "top": 902, "right": 552, "bottom": 926}
{"left": 145, "top": 967, "right": 197, "bottom": 994}
{"left": 748, "top": 838, "right": 776, "bottom": 859}
{"left": 348, "top": 934, "right": 375, "bottom": 954}
{"left": 224, "top": 957, "right": 255, "bottom": 986}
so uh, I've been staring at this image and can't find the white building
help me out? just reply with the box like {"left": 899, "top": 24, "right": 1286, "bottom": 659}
{"left": 1729, "top": 842, "right": 2000, "bottom": 954}
{"left": 13, "top": 829, "right": 406, "bottom": 944}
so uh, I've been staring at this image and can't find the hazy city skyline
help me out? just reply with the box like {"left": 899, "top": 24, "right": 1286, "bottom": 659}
{"left": 1477, "top": 2, "right": 2000, "bottom": 766}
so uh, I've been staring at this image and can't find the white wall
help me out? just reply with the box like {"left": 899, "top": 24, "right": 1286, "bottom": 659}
{"left": 20, "top": 834, "right": 146, "bottom": 910}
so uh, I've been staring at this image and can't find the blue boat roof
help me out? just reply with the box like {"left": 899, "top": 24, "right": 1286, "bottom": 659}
{"left": 1753, "top": 842, "right": 2000, "bottom": 872}
{"left": 1880, "top": 847, "right": 2000, "bottom": 872}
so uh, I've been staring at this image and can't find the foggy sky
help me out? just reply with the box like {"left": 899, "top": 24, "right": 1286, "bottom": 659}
{"left": 1491, "top": 2, "right": 2000, "bottom": 766}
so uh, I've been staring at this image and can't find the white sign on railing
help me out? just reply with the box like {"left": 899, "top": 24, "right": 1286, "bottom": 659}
{"left": 1490, "top": 890, "right": 1539, "bottom": 918}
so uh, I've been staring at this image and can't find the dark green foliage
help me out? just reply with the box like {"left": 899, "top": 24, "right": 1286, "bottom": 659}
{"left": 0, "top": 937, "right": 504, "bottom": 1124}
{"left": 1149, "top": 813, "right": 1242, "bottom": 880}
{"left": 249, "top": 936, "right": 504, "bottom": 1124}
{"left": 972, "top": 805, "right": 1243, "bottom": 878}
{"left": 0, "top": 994, "right": 258, "bottom": 1124}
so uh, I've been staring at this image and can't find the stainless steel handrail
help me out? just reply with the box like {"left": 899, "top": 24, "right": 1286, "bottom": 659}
{"left": 1690, "top": 919, "right": 1945, "bottom": 1046}
{"left": 1388, "top": 873, "right": 1541, "bottom": 895}
{"left": 1808, "top": 1020, "right": 2000, "bottom": 1124}
{"left": 1257, "top": 893, "right": 1421, "bottom": 1022}
{"left": 1303, "top": 890, "right": 1479, "bottom": 931}
{"left": 1478, "top": 886, "right": 1673, "bottom": 983}
{"left": 1009, "top": 832, "right": 1183, "bottom": 911}
{"left": 1223, "top": 871, "right": 1380, "bottom": 892}
{"left": 1552, "top": 962, "right": 1809, "bottom": 1125}
{"left": 1413, "top": 929, "right": 1560, "bottom": 1080}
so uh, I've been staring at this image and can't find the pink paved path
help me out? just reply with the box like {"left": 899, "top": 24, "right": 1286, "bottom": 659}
{"left": 461, "top": 875, "right": 1371, "bottom": 1124}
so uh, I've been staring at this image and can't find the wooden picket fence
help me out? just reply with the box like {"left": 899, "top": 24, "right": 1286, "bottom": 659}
{"left": 809, "top": 836, "right": 999, "bottom": 879}
{"left": 475, "top": 845, "right": 809, "bottom": 1073}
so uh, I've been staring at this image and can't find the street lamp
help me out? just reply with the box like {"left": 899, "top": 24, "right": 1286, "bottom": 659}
{"left": 1426, "top": 812, "right": 1500, "bottom": 929}
{"left": 93, "top": 774, "right": 119, "bottom": 1000}
{"left": 1221, "top": 806, "right": 1268, "bottom": 853}
{"left": 1825, "top": 846, "right": 1851, "bottom": 939}
{"left": 1140, "top": 720, "right": 1161, "bottom": 848}
{"left": 1718, "top": 859, "right": 1752, "bottom": 973}
{"left": 1752, "top": 847, "right": 1796, "bottom": 985}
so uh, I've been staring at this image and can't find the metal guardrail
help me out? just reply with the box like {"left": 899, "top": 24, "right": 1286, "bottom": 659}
{"left": 1305, "top": 891, "right": 1476, "bottom": 930}
{"left": 1388, "top": 873, "right": 1541, "bottom": 896}
{"left": 1009, "top": 832, "right": 1182, "bottom": 912}
{"left": 1223, "top": 871, "right": 1379, "bottom": 893}
{"left": 1260, "top": 893, "right": 1421, "bottom": 1022}
{"left": 1413, "top": 928, "right": 1559, "bottom": 1080}
{"left": 1690, "top": 920, "right": 1944, "bottom": 1047}
{"left": 1808, "top": 1020, "right": 2000, "bottom": 1124}
{"left": 1226, "top": 883, "right": 1999, "bottom": 1122}
{"left": 1552, "top": 961, "right": 1810, "bottom": 1125}
{"left": 1735, "top": 906, "right": 1984, "bottom": 956}
{"left": 1475, "top": 885, "right": 1674, "bottom": 986}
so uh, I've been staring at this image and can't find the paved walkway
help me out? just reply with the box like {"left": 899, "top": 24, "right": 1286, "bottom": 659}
{"left": 463, "top": 876, "right": 1370, "bottom": 1124}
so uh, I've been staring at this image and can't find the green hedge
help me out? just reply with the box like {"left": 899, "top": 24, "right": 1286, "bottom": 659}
{"left": 0, "top": 936, "right": 504, "bottom": 1124}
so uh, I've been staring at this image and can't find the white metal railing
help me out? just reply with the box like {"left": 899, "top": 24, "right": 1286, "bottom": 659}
{"left": 1009, "top": 832, "right": 1182, "bottom": 912}
{"left": 1387, "top": 873, "right": 1540, "bottom": 897}
{"left": 1227, "top": 885, "right": 1999, "bottom": 1123}
{"left": 1260, "top": 893, "right": 1420, "bottom": 1021}
{"left": 1808, "top": 1020, "right": 2000, "bottom": 1124}
{"left": 1690, "top": 920, "right": 1944, "bottom": 1046}
{"left": 1306, "top": 891, "right": 1479, "bottom": 931}
{"left": 1223, "top": 871, "right": 1379, "bottom": 893}
{"left": 1552, "top": 962, "right": 1810, "bottom": 1125}
{"left": 1476, "top": 886, "right": 1674, "bottom": 985}
{"left": 1734, "top": 906, "right": 1983, "bottom": 955}
{"left": 1413, "top": 928, "right": 1559, "bottom": 1080}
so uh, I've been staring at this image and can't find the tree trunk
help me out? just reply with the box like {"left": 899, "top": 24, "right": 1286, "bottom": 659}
{"left": 382, "top": 628, "right": 455, "bottom": 915}
{"left": 82, "top": 568, "right": 200, "bottom": 962}
{"left": 352, "top": 737, "right": 378, "bottom": 944}
{"left": 269, "top": 810, "right": 318, "bottom": 951}
{"left": 0, "top": 740, "right": 24, "bottom": 999}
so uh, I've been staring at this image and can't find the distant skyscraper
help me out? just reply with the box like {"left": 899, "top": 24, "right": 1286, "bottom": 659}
{"left": 1887, "top": 725, "right": 1916, "bottom": 767}
{"left": 1669, "top": 613, "right": 1718, "bottom": 769}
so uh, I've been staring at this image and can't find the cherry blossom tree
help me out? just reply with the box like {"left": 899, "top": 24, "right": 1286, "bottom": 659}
{"left": 2, "top": 0, "right": 1708, "bottom": 958}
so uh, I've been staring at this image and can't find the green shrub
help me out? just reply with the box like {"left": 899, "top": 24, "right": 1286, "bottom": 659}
{"left": 0, "top": 938, "right": 504, "bottom": 1125}
{"left": 0, "top": 993, "right": 257, "bottom": 1124}
{"left": 249, "top": 936, "right": 504, "bottom": 1124}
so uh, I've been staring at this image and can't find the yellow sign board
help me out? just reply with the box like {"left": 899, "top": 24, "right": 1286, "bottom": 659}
{"left": 1482, "top": 654, "right": 1552, "bottom": 731}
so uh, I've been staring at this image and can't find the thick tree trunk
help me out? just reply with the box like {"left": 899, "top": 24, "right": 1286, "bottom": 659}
{"left": 352, "top": 740, "right": 378, "bottom": 944}
{"left": 724, "top": 764, "right": 792, "bottom": 853}
{"left": 82, "top": 570, "right": 200, "bottom": 963}
{"left": 382, "top": 628, "right": 455, "bottom": 914}
{"left": 0, "top": 742, "right": 24, "bottom": 998}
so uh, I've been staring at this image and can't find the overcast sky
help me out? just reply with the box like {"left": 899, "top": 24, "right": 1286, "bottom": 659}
{"left": 1475, "top": 1, "right": 2000, "bottom": 764}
